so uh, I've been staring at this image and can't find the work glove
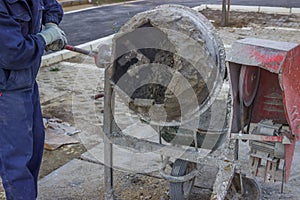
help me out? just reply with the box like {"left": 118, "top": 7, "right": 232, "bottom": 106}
{"left": 45, "top": 38, "right": 67, "bottom": 51}
{"left": 38, "top": 23, "right": 67, "bottom": 51}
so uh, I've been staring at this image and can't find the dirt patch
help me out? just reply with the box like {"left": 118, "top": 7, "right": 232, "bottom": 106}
{"left": 114, "top": 174, "right": 170, "bottom": 200}
{"left": 200, "top": 9, "right": 300, "bottom": 28}
{"left": 39, "top": 94, "right": 87, "bottom": 179}
{"left": 40, "top": 144, "right": 87, "bottom": 179}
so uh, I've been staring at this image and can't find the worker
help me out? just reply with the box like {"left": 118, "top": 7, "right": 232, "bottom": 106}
{"left": 0, "top": 0, "right": 67, "bottom": 199}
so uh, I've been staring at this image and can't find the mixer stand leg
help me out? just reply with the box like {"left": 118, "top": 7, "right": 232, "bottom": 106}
{"left": 104, "top": 138, "right": 114, "bottom": 200}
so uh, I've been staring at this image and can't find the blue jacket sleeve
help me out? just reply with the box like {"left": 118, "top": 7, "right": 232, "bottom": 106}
{"left": 42, "top": 0, "right": 63, "bottom": 25}
{"left": 0, "top": 2, "right": 46, "bottom": 70}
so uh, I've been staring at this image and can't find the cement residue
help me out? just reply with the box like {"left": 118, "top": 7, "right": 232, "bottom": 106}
{"left": 111, "top": 4, "right": 226, "bottom": 126}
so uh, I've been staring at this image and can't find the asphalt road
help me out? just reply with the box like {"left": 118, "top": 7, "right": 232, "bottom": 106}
{"left": 60, "top": 0, "right": 300, "bottom": 46}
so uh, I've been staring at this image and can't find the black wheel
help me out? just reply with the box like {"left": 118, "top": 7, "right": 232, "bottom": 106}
{"left": 226, "top": 174, "right": 261, "bottom": 200}
{"left": 169, "top": 159, "right": 196, "bottom": 200}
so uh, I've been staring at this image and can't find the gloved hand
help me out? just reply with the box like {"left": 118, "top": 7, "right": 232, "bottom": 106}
{"left": 45, "top": 37, "right": 67, "bottom": 51}
{"left": 38, "top": 23, "right": 67, "bottom": 51}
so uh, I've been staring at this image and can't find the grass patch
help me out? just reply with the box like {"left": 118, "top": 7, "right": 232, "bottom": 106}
{"left": 49, "top": 67, "right": 60, "bottom": 72}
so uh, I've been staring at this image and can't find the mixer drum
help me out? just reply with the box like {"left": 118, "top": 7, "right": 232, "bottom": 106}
{"left": 109, "top": 4, "right": 226, "bottom": 130}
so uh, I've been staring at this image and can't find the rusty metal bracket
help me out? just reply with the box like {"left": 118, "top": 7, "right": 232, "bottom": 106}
{"left": 230, "top": 133, "right": 285, "bottom": 143}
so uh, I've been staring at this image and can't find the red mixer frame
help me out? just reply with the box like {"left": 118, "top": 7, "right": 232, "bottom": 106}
{"left": 228, "top": 38, "right": 300, "bottom": 182}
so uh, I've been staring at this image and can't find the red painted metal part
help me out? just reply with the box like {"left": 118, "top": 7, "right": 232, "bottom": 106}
{"left": 251, "top": 69, "right": 286, "bottom": 124}
{"left": 261, "top": 135, "right": 283, "bottom": 143}
{"left": 240, "top": 65, "right": 260, "bottom": 107}
{"left": 282, "top": 46, "right": 300, "bottom": 140}
{"left": 249, "top": 49, "right": 285, "bottom": 72}
{"left": 228, "top": 38, "right": 300, "bottom": 140}
{"left": 285, "top": 139, "right": 296, "bottom": 181}
{"left": 227, "top": 38, "right": 293, "bottom": 73}
{"left": 231, "top": 133, "right": 283, "bottom": 142}
{"left": 228, "top": 38, "right": 300, "bottom": 182}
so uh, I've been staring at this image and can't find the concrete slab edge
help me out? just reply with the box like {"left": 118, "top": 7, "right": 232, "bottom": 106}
{"left": 194, "top": 4, "right": 300, "bottom": 15}
{"left": 41, "top": 34, "right": 114, "bottom": 67}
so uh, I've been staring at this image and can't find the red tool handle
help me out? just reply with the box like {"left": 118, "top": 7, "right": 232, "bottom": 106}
{"left": 64, "top": 45, "right": 96, "bottom": 57}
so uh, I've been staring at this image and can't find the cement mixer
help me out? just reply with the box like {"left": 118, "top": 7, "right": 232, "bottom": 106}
{"left": 102, "top": 4, "right": 259, "bottom": 200}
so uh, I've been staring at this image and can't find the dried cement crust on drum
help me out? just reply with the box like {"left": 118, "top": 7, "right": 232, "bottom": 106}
{"left": 110, "top": 4, "right": 226, "bottom": 125}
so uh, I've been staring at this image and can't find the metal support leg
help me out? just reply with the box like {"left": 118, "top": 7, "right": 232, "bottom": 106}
{"left": 211, "top": 132, "right": 236, "bottom": 199}
{"left": 103, "top": 68, "right": 114, "bottom": 200}
{"left": 104, "top": 137, "right": 114, "bottom": 200}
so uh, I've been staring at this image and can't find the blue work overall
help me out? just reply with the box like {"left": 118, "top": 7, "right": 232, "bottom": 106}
{"left": 0, "top": 0, "right": 63, "bottom": 199}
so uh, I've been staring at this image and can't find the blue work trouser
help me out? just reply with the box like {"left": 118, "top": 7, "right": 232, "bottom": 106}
{"left": 0, "top": 82, "right": 44, "bottom": 200}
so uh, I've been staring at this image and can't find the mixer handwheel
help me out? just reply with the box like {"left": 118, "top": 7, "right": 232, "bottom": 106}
{"left": 169, "top": 159, "right": 196, "bottom": 200}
